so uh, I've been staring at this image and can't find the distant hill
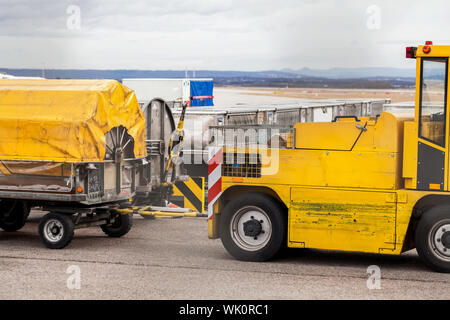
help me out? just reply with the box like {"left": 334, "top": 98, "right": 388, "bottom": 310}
{"left": 0, "top": 67, "right": 416, "bottom": 89}
{"left": 283, "top": 67, "right": 416, "bottom": 79}
{"left": 0, "top": 68, "right": 302, "bottom": 81}
{"left": 0, "top": 67, "right": 416, "bottom": 80}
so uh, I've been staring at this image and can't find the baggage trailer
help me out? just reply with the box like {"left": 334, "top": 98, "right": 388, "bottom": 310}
{"left": 0, "top": 79, "right": 174, "bottom": 248}
{"left": 208, "top": 42, "right": 450, "bottom": 273}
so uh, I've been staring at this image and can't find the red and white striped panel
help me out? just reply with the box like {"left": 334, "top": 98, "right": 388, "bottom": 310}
{"left": 208, "top": 147, "right": 223, "bottom": 219}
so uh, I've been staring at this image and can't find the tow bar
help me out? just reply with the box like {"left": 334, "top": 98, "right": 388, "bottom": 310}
{"left": 113, "top": 205, "right": 207, "bottom": 219}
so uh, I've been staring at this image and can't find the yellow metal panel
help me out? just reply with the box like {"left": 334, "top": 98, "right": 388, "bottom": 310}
{"left": 289, "top": 187, "right": 397, "bottom": 253}
{"left": 208, "top": 218, "right": 218, "bottom": 239}
{"left": 447, "top": 61, "right": 450, "bottom": 191}
{"left": 402, "top": 121, "right": 418, "bottom": 184}
{"left": 220, "top": 172, "right": 450, "bottom": 255}
{"left": 221, "top": 181, "right": 292, "bottom": 209}
{"left": 416, "top": 45, "right": 450, "bottom": 58}
{"left": 414, "top": 58, "right": 421, "bottom": 121}
{"left": 294, "top": 118, "right": 363, "bottom": 150}
{"left": 223, "top": 146, "right": 399, "bottom": 190}
{"left": 209, "top": 192, "right": 225, "bottom": 239}
{"left": 394, "top": 189, "right": 436, "bottom": 253}
{"left": 404, "top": 179, "right": 415, "bottom": 189}
{"left": 354, "top": 112, "right": 412, "bottom": 152}
{"left": 0, "top": 79, "right": 146, "bottom": 162}
{"left": 294, "top": 112, "right": 411, "bottom": 154}
{"left": 295, "top": 150, "right": 398, "bottom": 189}
{"left": 393, "top": 189, "right": 450, "bottom": 254}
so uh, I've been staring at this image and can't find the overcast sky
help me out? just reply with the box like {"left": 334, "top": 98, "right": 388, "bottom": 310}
{"left": 0, "top": 0, "right": 448, "bottom": 71}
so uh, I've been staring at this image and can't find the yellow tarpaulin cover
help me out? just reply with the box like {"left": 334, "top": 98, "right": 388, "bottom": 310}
{"left": 0, "top": 79, "right": 146, "bottom": 162}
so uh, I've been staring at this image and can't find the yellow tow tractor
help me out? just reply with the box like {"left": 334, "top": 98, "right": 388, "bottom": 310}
{"left": 208, "top": 41, "right": 450, "bottom": 272}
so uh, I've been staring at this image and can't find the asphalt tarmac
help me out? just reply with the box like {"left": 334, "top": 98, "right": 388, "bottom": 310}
{"left": 0, "top": 211, "right": 448, "bottom": 300}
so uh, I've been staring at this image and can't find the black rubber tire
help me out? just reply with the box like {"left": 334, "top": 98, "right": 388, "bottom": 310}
{"left": 220, "top": 193, "right": 286, "bottom": 262}
{"left": 415, "top": 205, "right": 450, "bottom": 273}
{"left": 0, "top": 200, "right": 29, "bottom": 232}
{"left": 23, "top": 203, "right": 31, "bottom": 220}
{"left": 101, "top": 213, "right": 133, "bottom": 237}
{"left": 38, "top": 213, "right": 75, "bottom": 249}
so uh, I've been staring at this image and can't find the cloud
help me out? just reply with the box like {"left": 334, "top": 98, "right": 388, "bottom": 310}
{"left": 0, "top": 0, "right": 448, "bottom": 70}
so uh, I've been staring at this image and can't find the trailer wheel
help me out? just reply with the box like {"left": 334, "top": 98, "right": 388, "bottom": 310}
{"left": 220, "top": 193, "right": 286, "bottom": 262}
{"left": 23, "top": 203, "right": 31, "bottom": 220}
{"left": 101, "top": 213, "right": 133, "bottom": 237}
{"left": 416, "top": 205, "right": 450, "bottom": 273}
{"left": 0, "top": 200, "right": 29, "bottom": 232}
{"left": 39, "top": 213, "right": 75, "bottom": 249}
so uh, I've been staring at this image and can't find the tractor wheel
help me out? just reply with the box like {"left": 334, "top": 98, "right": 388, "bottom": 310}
{"left": 416, "top": 205, "right": 450, "bottom": 273}
{"left": 220, "top": 193, "right": 286, "bottom": 262}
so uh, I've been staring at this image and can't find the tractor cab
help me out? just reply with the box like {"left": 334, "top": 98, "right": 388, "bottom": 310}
{"left": 403, "top": 42, "right": 450, "bottom": 191}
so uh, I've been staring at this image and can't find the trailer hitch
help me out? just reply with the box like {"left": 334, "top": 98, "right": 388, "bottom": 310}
{"left": 113, "top": 205, "right": 207, "bottom": 219}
